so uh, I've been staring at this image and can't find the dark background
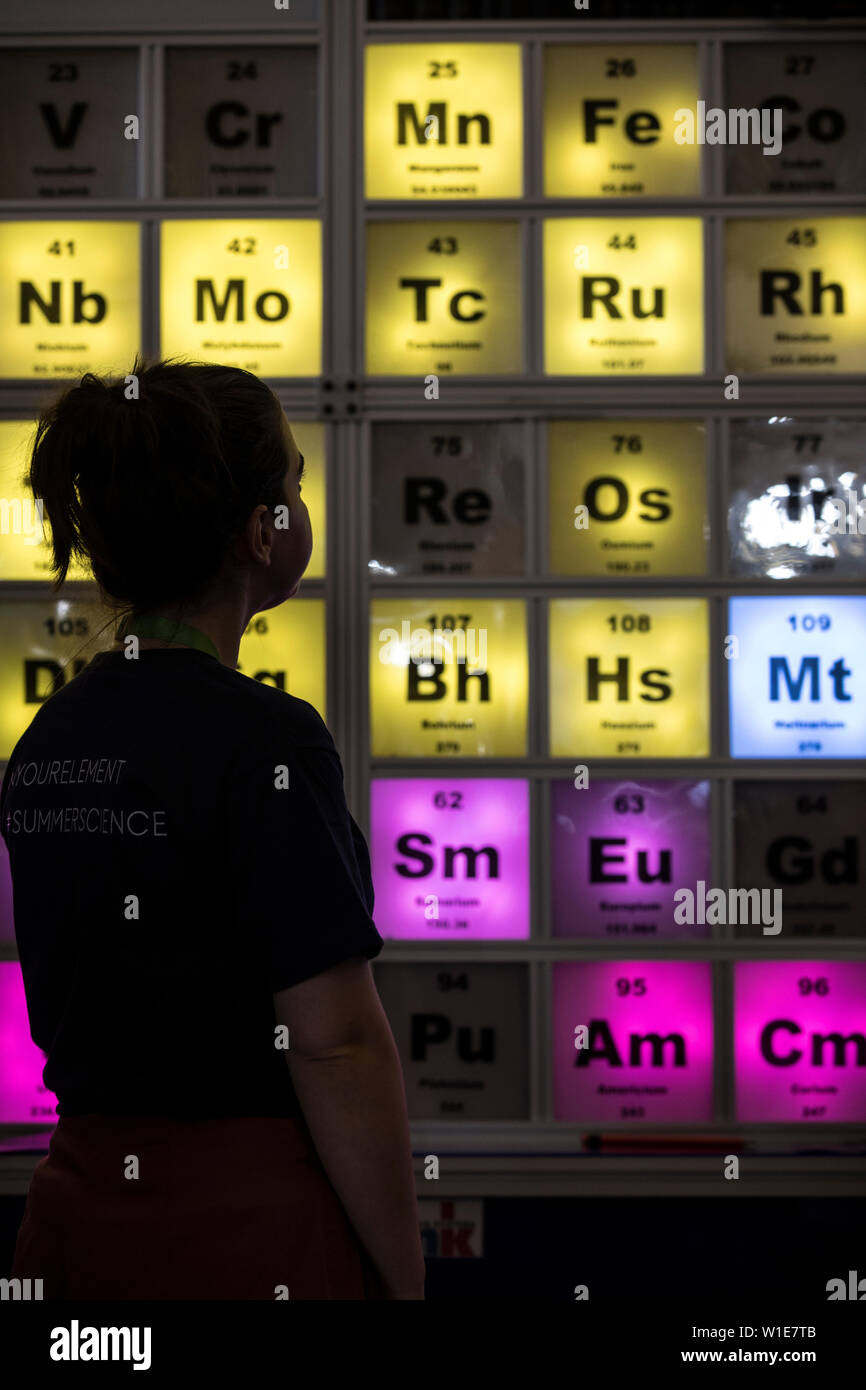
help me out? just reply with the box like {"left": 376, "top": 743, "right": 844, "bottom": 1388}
{"left": 2, "top": 1191, "right": 861, "bottom": 1298}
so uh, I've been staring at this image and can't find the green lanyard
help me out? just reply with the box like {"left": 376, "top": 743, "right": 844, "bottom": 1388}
{"left": 116, "top": 613, "right": 221, "bottom": 662}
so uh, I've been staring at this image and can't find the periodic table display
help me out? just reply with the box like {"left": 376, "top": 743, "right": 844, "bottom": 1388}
{"left": 727, "top": 595, "right": 866, "bottom": 760}
{"left": 237, "top": 599, "right": 326, "bottom": 719}
{"left": 543, "top": 43, "right": 701, "bottom": 198}
{"left": 723, "top": 44, "right": 866, "bottom": 196}
{"left": 0, "top": 963, "right": 53, "bottom": 1123}
{"left": 365, "top": 219, "right": 523, "bottom": 376}
{"left": 0, "top": 220, "right": 140, "bottom": 379}
{"left": 163, "top": 45, "right": 318, "bottom": 198}
{"left": 370, "top": 777, "right": 531, "bottom": 940}
{"left": 552, "top": 960, "right": 715, "bottom": 1123}
{"left": 364, "top": 43, "right": 523, "bottom": 200}
{"left": 373, "top": 961, "right": 530, "bottom": 1120}
{"left": 733, "top": 781, "right": 866, "bottom": 940}
{"left": 0, "top": 47, "right": 139, "bottom": 200}
{"left": 1, "top": 4, "right": 864, "bottom": 1147}
{"left": 543, "top": 216, "right": 705, "bottom": 376}
{"left": 548, "top": 597, "right": 711, "bottom": 758}
{"left": 547, "top": 419, "right": 707, "bottom": 577}
{"left": 725, "top": 217, "right": 866, "bottom": 375}
{"left": 0, "top": 420, "right": 92, "bottom": 581}
{"left": 734, "top": 961, "right": 866, "bottom": 1123}
{"left": 0, "top": 801, "right": 13, "bottom": 944}
{"left": 727, "top": 418, "right": 866, "bottom": 579}
{"left": 550, "top": 778, "right": 712, "bottom": 940}
{"left": 290, "top": 422, "right": 326, "bottom": 580}
{"left": 160, "top": 218, "right": 322, "bottom": 376}
{"left": 0, "top": 598, "right": 113, "bottom": 760}
{"left": 370, "top": 421, "right": 526, "bottom": 578}
{"left": 369, "top": 598, "right": 528, "bottom": 757}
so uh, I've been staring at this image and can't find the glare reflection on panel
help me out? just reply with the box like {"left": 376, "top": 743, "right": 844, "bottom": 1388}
{"left": 728, "top": 418, "right": 866, "bottom": 579}
{"left": 370, "top": 598, "right": 528, "bottom": 757}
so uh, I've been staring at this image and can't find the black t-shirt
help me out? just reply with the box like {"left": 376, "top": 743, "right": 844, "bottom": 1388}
{"left": 0, "top": 647, "right": 384, "bottom": 1119}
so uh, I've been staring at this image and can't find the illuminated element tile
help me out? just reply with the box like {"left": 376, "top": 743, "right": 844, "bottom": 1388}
{"left": 544, "top": 44, "right": 700, "bottom": 197}
{"left": 549, "top": 597, "right": 710, "bottom": 759}
{"left": 733, "top": 781, "right": 866, "bottom": 940}
{"left": 0, "top": 599, "right": 113, "bottom": 759}
{"left": 548, "top": 419, "right": 707, "bottom": 576}
{"left": 726, "top": 217, "right": 866, "bottom": 374}
{"left": 370, "top": 421, "right": 525, "bottom": 579}
{"left": 237, "top": 597, "right": 325, "bottom": 721}
{"left": 0, "top": 963, "right": 55, "bottom": 1123}
{"left": 543, "top": 217, "right": 704, "bottom": 375}
{"left": 291, "top": 422, "right": 326, "bottom": 580}
{"left": 0, "top": 221, "right": 140, "bottom": 380}
{"left": 0, "top": 788, "right": 12, "bottom": 943}
{"left": 552, "top": 960, "right": 714, "bottom": 1123}
{"left": 727, "top": 595, "right": 866, "bottom": 759}
{"left": 0, "top": 420, "right": 90, "bottom": 581}
{"left": 160, "top": 219, "right": 322, "bottom": 376}
{"left": 366, "top": 220, "right": 522, "bottom": 376}
{"left": 370, "top": 777, "right": 530, "bottom": 940}
{"left": 374, "top": 962, "right": 530, "bottom": 1120}
{"left": 364, "top": 43, "right": 523, "bottom": 200}
{"left": 734, "top": 961, "right": 866, "bottom": 1122}
{"left": 0, "top": 598, "right": 326, "bottom": 757}
{"left": 551, "top": 778, "right": 711, "bottom": 939}
{"left": 370, "top": 597, "right": 528, "bottom": 758}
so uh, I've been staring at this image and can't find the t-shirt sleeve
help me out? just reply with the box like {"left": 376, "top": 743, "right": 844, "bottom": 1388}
{"left": 232, "top": 710, "right": 384, "bottom": 992}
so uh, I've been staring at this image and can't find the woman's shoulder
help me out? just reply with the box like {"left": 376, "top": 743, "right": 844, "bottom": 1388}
{"left": 220, "top": 664, "right": 334, "bottom": 753}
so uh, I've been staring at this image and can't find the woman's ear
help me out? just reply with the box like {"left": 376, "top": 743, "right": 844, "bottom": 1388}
{"left": 237, "top": 503, "right": 273, "bottom": 565}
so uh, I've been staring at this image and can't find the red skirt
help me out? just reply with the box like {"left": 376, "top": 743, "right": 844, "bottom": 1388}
{"left": 12, "top": 1113, "right": 375, "bottom": 1300}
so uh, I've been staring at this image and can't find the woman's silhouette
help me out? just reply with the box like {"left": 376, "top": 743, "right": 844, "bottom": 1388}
{"left": 1, "top": 359, "right": 425, "bottom": 1301}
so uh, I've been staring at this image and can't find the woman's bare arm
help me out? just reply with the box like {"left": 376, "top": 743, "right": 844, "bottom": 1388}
{"left": 274, "top": 957, "right": 425, "bottom": 1299}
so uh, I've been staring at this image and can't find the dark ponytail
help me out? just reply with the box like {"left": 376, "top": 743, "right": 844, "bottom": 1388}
{"left": 28, "top": 357, "right": 288, "bottom": 614}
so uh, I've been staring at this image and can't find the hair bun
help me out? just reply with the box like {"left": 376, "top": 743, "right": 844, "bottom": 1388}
{"left": 28, "top": 358, "right": 288, "bottom": 612}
